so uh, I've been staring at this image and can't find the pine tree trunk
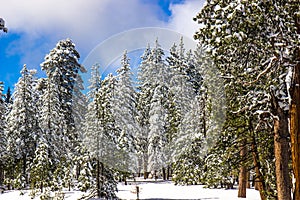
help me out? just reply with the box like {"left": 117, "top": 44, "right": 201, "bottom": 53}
{"left": 290, "top": 17, "right": 300, "bottom": 200}
{"left": 138, "top": 156, "right": 143, "bottom": 177}
{"left": 143, "top": 151, "right": 148, "bottom": 179}
{"left": 290, "top": 48, "right": 300, "bottom": 200}
{"left": 238, "top": 166, "right": 247, "bottom": 197}
{"left": 238, "top": 144, "right": 247, "bottom": 198}
{"left": 23, "top": 155, "right": 27, "bottom": 186}
{"left": 251, "top": 139, "right": 266, "bottom": 200}
{"left": 97, "top": 159, "right": 100, "bottom": 198}
{"left": 40, "top": 181, "right": 43, "bottom": 193}
{"left": 167, "top": 165, "right": 170, "bottom": 180}
{"left": 0, "top": 164, "right": 3, "bottom": 185}
{"left": 162, "top": 167, "right": 166, "bottom": 180}
{"left": 274, "top": 117, "right": 291, "bottom": 200}
{"left": 271, "top": 92, "right": 291, "bottom": 200}
{"left": 246, "top": 171, "right": 251, "bottom": 189}
{"left": 101, "top": 162, "right": 104, "bottom": 196}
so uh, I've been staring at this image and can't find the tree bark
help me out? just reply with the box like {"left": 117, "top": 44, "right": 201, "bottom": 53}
{"left": 162, "top": 167, "right": 166, "bottom": 180}
{"left": 274, "top": 118, "right": 291, "bottom": 200}
{"left": 246, "top": 171, "right": 251, "bottom": 189}
{"left": 290, "top": 48, "right": 300, "bottom": 200}
{"left": 238, "top": 145, "right": 247, "bottom": 198}
{"left": 0, "top": 164, "right": 3, "bottom": 186}
{"left": 167, "top": 165, "right": 170, "bottom": 180}
{"left": 238, "top": 166, "right": 247, "bottom": 197}
{"left": 96, "top": 159, "right": 100, "bottom": 198}
{"left": 143, "top": 151, "right": 148, "bottom": 179}
{"left": 271, "top": 92, "right": 291, "bottom": 200}
{"left": 23, "top": 155, "right": 27, "bottom": 186}
{"left": 251, "top": 138, "right": 267, "bottom": 200}
{"left": 290, "top": 11, "right": 300, "bottom": 196}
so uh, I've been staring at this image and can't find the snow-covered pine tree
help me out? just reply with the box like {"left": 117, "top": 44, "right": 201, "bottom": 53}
{"left": 167, "top": 38, "right": 195, "bottom": 114}
{"left": 164, "top": 41, "right": 210, "bottom": 183}
{"left": 4, "top": 86, "right": 12, "bottom": 104}
{"left": 162, "top": 90, "right": 180, "bottom": 180}
{"left": 185, "top": 48, "right": 203, "bottom": 95}
{"left": 148, "top": 85, "right": 167, "bottom": 179}
{"left": 86, "top": 64, "right": 100, "bottom": 101}
{"left": 38, "top": 68, "right": 66, "bottom": 167}
{"left": 30, "top": 136, "right": 52, "bottom": 194}
{"left": 137, "top": 39, "right": 170, "bottom": 179}
{"left": 112, "top": 50, "right": 139, "bottom": 172}
{"left": 71, "top": 65, "right": 87, "bottom": 150}
{"left": 82, "top": 70, "right": 117, "bottom": 198}
{"left": 0, "top": 81, "right": 6, "bottom": 186}
{"left": 41, "top": 38, "right": 85, "bottom": 150}
{"left": 74, "top": 146, "right": 95, "bottom": 192}
{"left": 194, "top": 1, "right": 300, "bottom": 199}
{"left": 173, "top": 95, "right": 206, "bottom": 162}
{"left": 136, "top": 45, "right": 152, "bottom": 179}
{"left": 39, "top": 39, "right": 86, "bottom": 190}
{"left": 5, "top": 65, "right": 38, "bottom": 189}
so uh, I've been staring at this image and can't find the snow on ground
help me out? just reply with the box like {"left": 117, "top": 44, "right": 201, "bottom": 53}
{"left": 117, "top": 180, "right": 261, "bottom": 200}
{"left": 0, "top": 181, "right": 261, "bottom": 200}
{"left": 0, "top": 189, "right": 88, "bottom": 200}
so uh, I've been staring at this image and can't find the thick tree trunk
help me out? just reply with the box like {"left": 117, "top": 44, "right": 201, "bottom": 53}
{"left": 290, "top": 51, "right": 300, "bottom": 200}
{"left": 238, "top": 166, "right": 247, "bottom": 197}
{"left": 271, "top": 93, "right": 291, "bottom": 200}
{"left": 238, "top": 145, "right": 247, "bottom": 198}
{"left": 274, "top": 118, "right": 291, "bottom": 200}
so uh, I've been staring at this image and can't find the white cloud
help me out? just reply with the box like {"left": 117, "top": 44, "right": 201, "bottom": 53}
{"left": 0, "top": 0, "right": 204, "bottom": 71}
{"left": 0, "top": 0, "right": 166, "bottom": 66}
{"left": 167, "top": 0, "right": 204, "bottom": 40}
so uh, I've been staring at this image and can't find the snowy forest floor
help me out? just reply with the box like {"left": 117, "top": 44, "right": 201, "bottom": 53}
{"left": 117, "top": 180, "right": 261, "bottom": 200}
{"left": 0, "top": 180, "right": 261, "bottom": 200}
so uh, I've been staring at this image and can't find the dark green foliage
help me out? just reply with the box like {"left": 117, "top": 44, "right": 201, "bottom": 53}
{"left": 172, "top": 137, "right": 205, "bottom": 185}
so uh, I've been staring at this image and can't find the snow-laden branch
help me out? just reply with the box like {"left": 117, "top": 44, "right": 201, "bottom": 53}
{"left": 244, "top": 56, "right": 278, "bottom": 86}
{"left": 231, "top": 106, "right": 249, "bottom": 114}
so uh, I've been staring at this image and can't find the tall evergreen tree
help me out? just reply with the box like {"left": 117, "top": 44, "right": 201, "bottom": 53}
{"left": 30, "top": 136, "right": 52, "bottom": 193}
{"left": 41, "top": 38, "right": 86, "bottom": 148}
{"left": 83, "top": 72, "right": 117, "bottom": 198}
{"left": 137, "top": 39, "right": 170, "bottom": 178}
{"left": 112, "top": 51, "right": 139, "bottom": 172}
{"left": 5, "top": 65, "right": 38, "bottom": 188}
{"left": 4, "top": 86, "right": 12, "bottom": 104}
{"left": 167, "top": 38, "right": 195, "bottom": 114}
{"left": 113, "top": 50, "right": 138, "bottom": 149}
{"left": 39, "top": 38, "right": 86, "bottom": 190}
{"left": 0, "top": 81, "right": 7, "bottom": 186}
{"left": 194, "top": 1, "right": 300, "bottom": 199}
{"left": 148, "top": 85, "right": 167, "bottom": 177}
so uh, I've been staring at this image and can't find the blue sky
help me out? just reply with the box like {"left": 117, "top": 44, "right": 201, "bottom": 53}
{"left": 0, "top": 0, "right": 203, "bottom": 92}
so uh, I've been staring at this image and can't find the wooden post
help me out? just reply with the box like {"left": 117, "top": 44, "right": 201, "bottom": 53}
{"left": 136, "top": 186, "right": 140, "bottom": 200}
